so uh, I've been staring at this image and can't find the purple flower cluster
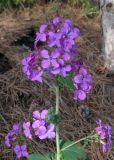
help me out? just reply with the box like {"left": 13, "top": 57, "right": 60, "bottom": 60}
{"left": 22, "top": 17, "right": 79, "bottom": 80}
{"left": 32, "top": 109, "right": 55, "bottom": 139}
{"left": 5, "top": 109, "right": 55, "bottom": 159}
{"left": 14, "top": 144, "right": 28, "bottom": 159}
{"left": 22, "top": 17, "right": 92, "bottom": 101}
{"left": 95, "top": 120, "right": 111, "bottom": 153}
{"left": 5, "top": 123, "right": 28, "bottom": 159}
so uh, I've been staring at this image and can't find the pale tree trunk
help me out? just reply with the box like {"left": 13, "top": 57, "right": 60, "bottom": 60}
{"left": 100, "top": 0, "right": 114, "bottom": 71}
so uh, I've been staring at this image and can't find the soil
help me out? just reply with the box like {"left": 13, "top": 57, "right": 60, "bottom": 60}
{"left": 0, "top": 2, "right": 114, "bottom": 160}
{"left": 0, "top": 53, "right": 12, "bottom": 74}
{"left": 12, "top": 28, "right": 35, "bottom": 51}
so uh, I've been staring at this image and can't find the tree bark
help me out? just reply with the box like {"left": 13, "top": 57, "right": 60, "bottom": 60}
{"left": 100, "top": 0, "right": 114, "bottom": 71}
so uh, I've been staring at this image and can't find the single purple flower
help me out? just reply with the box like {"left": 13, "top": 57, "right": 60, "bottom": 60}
{"left": 30, "top": 70, "right": 43, "bottom": 83}
{"left": 14, "top": 144, "right": 28, "bottom": 159}
{"left": 73, "top": 89, "right": 86, "bottom": 101}
{"left": 62, "top": 38, "right": 75, "bottom": 51}
{"left": 41, "top": 49, "right": 60, "bottom": 69}
{"left": 61, "top": 19, "right": 73, "bottom": 34}
{"left": 51, "top": 59, "right": 71, "bottom": 77}
{"left": 74, "top": 68, "right": 92, "bottom": 91}
{"left": 22, "top": 56, "right": 32, "bottom": 76}
{"left": 48, "top": 31, "right": 62, "bottom": 47}
{"left": 68, "top": 28, "right": 80, "bottom": 39}
{"left": 53, "top": 17, "right": 61, "bottom": 26}
{"left": 34, "top": 24, "right": 47, "bottom": 49}
{"left": 22, "top": 52, "right": 43, "bottom": 83}
{"left": 47, "top": 124, "right": 55, "bottom": 139}
{"left": 36, "top": 124, "right": 55, "bottom": 140}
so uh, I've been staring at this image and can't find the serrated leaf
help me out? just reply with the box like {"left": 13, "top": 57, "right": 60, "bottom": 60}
{"left": 28, "top": 153, "right": 54, "bottom": 160}
{"left": 61, "top": 141, "right": 87, "bottom": 160}
{"left": 46, "top": 108, "right": 60, "bottom": 125}
{"left": 55, "top": 74, "right": 74, "bottom": 91}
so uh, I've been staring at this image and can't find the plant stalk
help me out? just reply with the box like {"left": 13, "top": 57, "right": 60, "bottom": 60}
{"left": 55, "top": 86, "right": 60, "bottom": 160}
{"left": 61, "top": 134, "right": 96, "bottom": 151}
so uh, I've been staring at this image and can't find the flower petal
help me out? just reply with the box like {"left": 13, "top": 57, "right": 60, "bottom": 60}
{"left": 32, "top": 120, "right": 41, "bottom": 129}
{"left": 51, "top": 49, "right": 60, "bottom": 58}
{"left": 74, "top": 90, "right": 86, "bottom": 101}
{"left": 41, "top": 50, "right": 49, "bottom": 58}
{"left": 41, "top": 110, "right": 48, "bottom": 119}
{"left": 51, "top": 68, "right": 60, "bottom": 75}
{"left": 40, "top": 24, "right": 47, "bottom": 33}
{"left": 47, "top": 131, "right": 55, "bottom": 139}
{"left": 41, "top": 60, "right": 50, "bottom": 69}
{"left": 33, "top": 111, "right": 40, "bottom": 119}
{"left": 40, "top": 33, "right": 46, "bottom": 42}
{"left": 74, "top": 75, "right": 82, "bottom": 84}
{"left": 51, "top": 59, "right": 59, "bottom": 68}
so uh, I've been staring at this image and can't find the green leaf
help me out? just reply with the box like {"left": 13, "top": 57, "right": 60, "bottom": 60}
{"left": 28, "top": 152, "right": 54, "bottom": 160}
{"left": 55, "top": 74, "right": 74, "bottom": 91}
{"left": 46, "top": 108, "right": 60, "bottom": 125}
{"left": 82, "top": 139, "right": 89, "bottom": 148}
{"left": 61, "top": 141, "right": 87, "bottom": 160}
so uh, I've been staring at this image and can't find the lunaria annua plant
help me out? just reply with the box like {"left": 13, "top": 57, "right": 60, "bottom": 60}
{"left": 5, "top": 17, "right": 111, "bottom": 160}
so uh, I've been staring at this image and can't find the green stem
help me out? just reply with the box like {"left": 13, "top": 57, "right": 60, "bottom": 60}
{"left": 61, "top": 134, "right": 96, "bottom": 151}
{"left": 55, "top": 86, "right": 60, "bottom": 160}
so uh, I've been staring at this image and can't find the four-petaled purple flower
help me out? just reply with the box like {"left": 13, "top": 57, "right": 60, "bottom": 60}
{"left": 14, "top": 144, "right": 28, "bottom": 159}
{"left": 74, "top": 68, "right": 92, "bottom": 91}
{"left": 73, "top": 89, "right": 86, "bottom": 101}
{"left": 34, "top": 24, "right": 47, "bottom": 49}
{"left": 22, "top": 51, "right": 43, "bottom": 83}
{"left": 41, "top": 49, "right": 60, "bottom": 69}
{"left": 51, "top": 59, "right": 71, "bottom": 77}
{"left": 95, "top": 120, "right": 111, "bottom": 153}
{"left": 48, "top": 31, "right": 62, "bottom": 47}
{"left": 35, "top": 124, "right": 55, "bottom": 140}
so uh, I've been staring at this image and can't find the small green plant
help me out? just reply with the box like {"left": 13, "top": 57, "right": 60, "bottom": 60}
{"left": 80, "top": 0, "right": 99, "bottom": 18}
{"left": 0, "top": 0, "right": 35, "bottom": 9}
{"left": 67, "top": 0, "right": 81, "bottom": 6}
{"left": 67, "top": 0, "right": 99, "bottom": 18}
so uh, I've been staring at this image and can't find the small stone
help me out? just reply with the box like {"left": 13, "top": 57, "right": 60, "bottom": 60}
{"left": 78, "top": 105, "right": 92, "bottom": 120}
